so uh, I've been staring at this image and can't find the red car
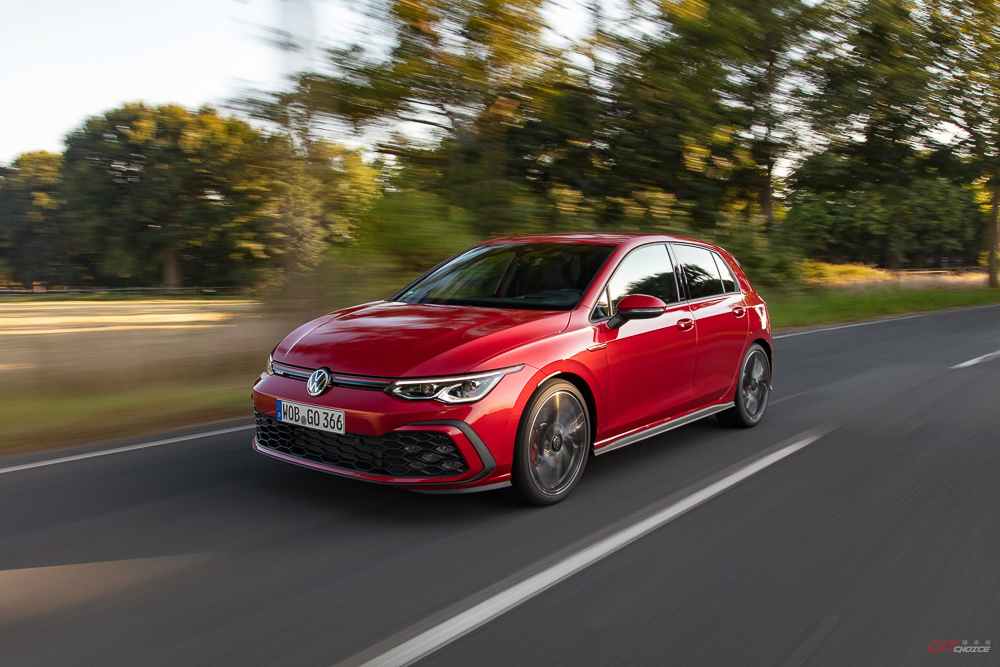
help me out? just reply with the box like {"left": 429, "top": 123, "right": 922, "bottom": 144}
{"left": 252, "top": 233, "right": 772, "bottom": 504}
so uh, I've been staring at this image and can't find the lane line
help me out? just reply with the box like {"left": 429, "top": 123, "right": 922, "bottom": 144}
{"left": 774, "top": 314, "right": 925, "bottom": 339}
{"left": 771, "top": 391, "right": 809, "bottom": 406}
{"left": 773, "top": 302, "right": 1000, "bottom": 340}
{"left": 347, "top": 429, "right": 830, "bottom": 667}
{"left": 951, "top": 348, "right": 1000, "bottom": 369}
{"left": 0, "top": 425, "right": 254, "bottom": 475}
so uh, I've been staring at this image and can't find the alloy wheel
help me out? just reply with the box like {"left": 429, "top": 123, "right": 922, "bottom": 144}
{"left": 527, "top": 390, "right": 589, "bottom": 497}
{"left": 742, "top": 349, "right": 770, "bottom": 422}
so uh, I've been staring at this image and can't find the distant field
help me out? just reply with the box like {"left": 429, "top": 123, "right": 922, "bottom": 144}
{"left": 0, "top": 299, "right": 258, "bottom": 336}
{"left": 2, "top": 286, "right": 999, "bottom": 454}
{"left": 0, "top": 292, "right": 246, "bottom": 302}
{"left": 800, "top": 261, "right": 989, "bottom": 291}
{"left": 1, "top": 299, "right": 291, "bottom": 454}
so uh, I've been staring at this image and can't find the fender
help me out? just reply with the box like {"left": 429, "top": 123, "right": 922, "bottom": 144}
{"left": 512, "top": 356, "right": 607, "bottom": 446}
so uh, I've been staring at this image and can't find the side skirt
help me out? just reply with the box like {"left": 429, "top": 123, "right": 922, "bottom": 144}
{"left": 594, "top": 402, "right": 735, "bottom": 456}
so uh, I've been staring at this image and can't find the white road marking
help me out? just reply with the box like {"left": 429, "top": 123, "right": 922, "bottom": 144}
{"left": 773, "top": 302, "right": 1000, "bottom": 340}
{"left": 771, "top": 391, "right": 809, "bottom": 406}
{"left": 0, "top": 425, "right": 254, "bottom": 475}
{"left": 349, "top": 429, "right": 829, "bottom": 667}
{"left": 951, "top": 349, "right": 1000, "bottom": 369}
{"left": 774, "top": 314, "right": 925, "bottom": 339}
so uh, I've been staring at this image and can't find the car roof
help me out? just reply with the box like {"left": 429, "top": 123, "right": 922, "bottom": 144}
{"left": 480, "top": 232, "right": 712, "bottom": 247}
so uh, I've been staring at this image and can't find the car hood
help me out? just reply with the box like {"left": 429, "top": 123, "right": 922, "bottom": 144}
{"left": 273, "top": 301, "right": 569, "bottom": 377}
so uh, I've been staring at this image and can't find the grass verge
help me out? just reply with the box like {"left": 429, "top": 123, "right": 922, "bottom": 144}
{"left": 766, "top": 287, "right": 1000, "bottom": 330}
{"left": 1, "top": 377, "right": 253, "bottom": 456}
{"left": 4, "top": 287, "right": 1000, "bottom": 456}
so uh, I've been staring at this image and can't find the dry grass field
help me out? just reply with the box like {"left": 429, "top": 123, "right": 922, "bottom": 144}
{"left": 0, "top": 300, "right": 304, "bottom": 452}
{"left": 801, "top": 261, "right": 989, "bottom": 290}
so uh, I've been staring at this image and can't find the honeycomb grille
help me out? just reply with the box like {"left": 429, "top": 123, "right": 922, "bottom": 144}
{"left": 254, "top": 411, "right": 468, "bottom": 477}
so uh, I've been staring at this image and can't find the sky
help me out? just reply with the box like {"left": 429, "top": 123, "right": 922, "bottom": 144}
{"left": 0, "top": 0, "right": 328, "bottom": 164}
{"left": 0, "top": 0, "right": 587, "bottom": 166}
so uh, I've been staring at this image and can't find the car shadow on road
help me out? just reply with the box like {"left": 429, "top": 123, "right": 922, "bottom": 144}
{"left": 249, "top": 418, "right": 740, "bottom": 528}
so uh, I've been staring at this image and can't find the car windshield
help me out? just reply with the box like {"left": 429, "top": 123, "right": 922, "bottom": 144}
{"left": 395, "top": 243, "right": 615, "bottom": 310}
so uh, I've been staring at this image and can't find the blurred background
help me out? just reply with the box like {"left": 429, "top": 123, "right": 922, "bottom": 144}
{"left": 2, "top": 0, "right": 1000, "bottom": 453}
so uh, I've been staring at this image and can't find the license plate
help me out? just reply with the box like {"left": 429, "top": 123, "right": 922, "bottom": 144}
{"left": 276, "top": 399, "right": 345, "bottom": 434}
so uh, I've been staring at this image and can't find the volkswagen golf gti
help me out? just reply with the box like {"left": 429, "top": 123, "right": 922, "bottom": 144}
{"left": 252, "top": 233, "right": 772, "bottom": 504}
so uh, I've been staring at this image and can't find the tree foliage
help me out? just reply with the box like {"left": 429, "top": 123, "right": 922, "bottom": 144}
{"left": 5, "top": 0, "right": 1000, "bottom": 289}
{"left": 250, "top": 0, "right": 992, "bottom": 279}
{"left": 0, "top": 152, "right": 68, "bottom": 285}
{"left": 1, "top": 104, "right": 378, "bottom": 288}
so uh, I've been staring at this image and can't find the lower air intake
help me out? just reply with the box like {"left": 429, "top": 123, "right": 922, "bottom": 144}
{"left": 254, "top": 411, "right": 467, "bottom": 477}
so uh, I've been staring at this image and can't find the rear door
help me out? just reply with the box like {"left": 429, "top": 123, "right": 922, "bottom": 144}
{"left": 597, "top": 243, "right": 697, "bottom": 438}
{"left": 671, "top": 244, "right": 749, "bottom": 406}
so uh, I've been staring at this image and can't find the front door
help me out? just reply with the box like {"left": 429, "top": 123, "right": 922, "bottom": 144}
{"left": 599, "top": 243, "right": 698, "bottom": 438}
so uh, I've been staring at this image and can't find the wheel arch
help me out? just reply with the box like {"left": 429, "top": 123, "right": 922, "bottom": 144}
{"left": 751, "top": 337, "right": 773, "bottom": 387}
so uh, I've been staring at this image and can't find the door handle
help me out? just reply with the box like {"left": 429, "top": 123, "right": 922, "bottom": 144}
{"left": 677, "top": 318, "right": 695, "bottom": 331}
{"left": 732, "top": 306, "right": 746, "bottom": 318}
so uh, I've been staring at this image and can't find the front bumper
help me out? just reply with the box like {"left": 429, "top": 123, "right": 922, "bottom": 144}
{"left": 251, "top": 371, "right": 524, "bottom": 490}
{"left": 253, "top": 411, "right": 498, "bottom": 488}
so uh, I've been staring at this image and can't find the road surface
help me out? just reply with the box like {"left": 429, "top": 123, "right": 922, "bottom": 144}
{"left": 2, "top": 305, "right": 999, "bottom": 666}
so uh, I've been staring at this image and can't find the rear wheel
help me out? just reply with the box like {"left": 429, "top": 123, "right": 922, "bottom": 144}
{"left": 718, "top": 343, "right": 770, "bottom": 428}
{"left": 507, "top": 380, "right": 590, "bottom": 505}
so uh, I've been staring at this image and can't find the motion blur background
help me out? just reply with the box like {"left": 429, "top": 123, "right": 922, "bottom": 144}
{"left": 2, "top": 0, "right": 1000, "bottom": 452}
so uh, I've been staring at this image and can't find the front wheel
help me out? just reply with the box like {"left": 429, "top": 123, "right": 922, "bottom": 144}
{"left": 718, "top": 344, "right": 770, "bottom": 428}
{"left": 507, "top": 380, "right": 591, "bottom": 505}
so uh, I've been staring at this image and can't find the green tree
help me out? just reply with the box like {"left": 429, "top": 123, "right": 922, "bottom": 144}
{"left": 804, "top": 0, "right": 936, "bottom": 181}
{"left": 602, "top": 0, "right": 750, "bottom": 228}
{"left": 926, "top": 0, "right": 1000, "bottom": 286}
{"left": 785, "top": 175, "right": 981, "bottom": 265}
{"left": 360, "top": 190, "right": 476, "bottom": 271}
{"left": 260, "top": 136, "right": 382, "bottom": 283}
{"left": 726, "top": 0, "right": 820, "bottom": 230}
{"left": 0, "top": 152, "right": 69, "bottom": 285}
{"left": 796, "top": 0, "right": 940, "bottom": 267}
{"left": 61, "top": 103, "right": 280, "bottom": 287}
{"left": 250, "top": 0, "right": 555, "bottom": 236}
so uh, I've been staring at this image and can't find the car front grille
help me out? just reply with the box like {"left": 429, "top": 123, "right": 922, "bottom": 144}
{"left": 254, "top": 411, "right": 468, "bottom": 478}
{"left": 270, "top": 361, "right": 391, "bottom": 391}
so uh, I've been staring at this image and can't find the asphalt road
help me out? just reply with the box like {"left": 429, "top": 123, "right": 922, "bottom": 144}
{"left": 2, "top": 305, "right": 1000, "bottom": 666}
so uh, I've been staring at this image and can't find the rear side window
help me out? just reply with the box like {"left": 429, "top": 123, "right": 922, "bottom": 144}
{"left": 672, "top": 244, "right": 724, "bottom": 299}
{"left": 713, "top": 252, "right": 739, "bottom": 293}
{"left": 606, "top": 244, "right": 679, "bottom": 313}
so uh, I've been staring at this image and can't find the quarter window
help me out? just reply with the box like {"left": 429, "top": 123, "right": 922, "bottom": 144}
{"left": 713, "top": 252, "right": 738, "bottom": 293}
{"left": 672, "top": 244, "right": 725, "bottom": 299}
{"left": 606, "top": 244, "right": 679, "bottom": 313}
{"left": 594, "top": 288, "right": 611, "bottom": 319}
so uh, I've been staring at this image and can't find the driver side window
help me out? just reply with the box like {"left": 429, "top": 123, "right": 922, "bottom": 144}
{"left": 606, "top": 244, "right": 679, "bottom": 314}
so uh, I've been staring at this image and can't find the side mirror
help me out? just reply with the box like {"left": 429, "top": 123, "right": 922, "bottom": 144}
{"left": 607, "top": 294, "right": 668, "bottom": 330}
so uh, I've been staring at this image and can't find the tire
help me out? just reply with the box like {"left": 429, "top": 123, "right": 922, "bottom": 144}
{"left": 507, "top": 380, "right": 591, "bottom": 505}
{"left": 717, "top": 343, "right": 770, "bottom": 428}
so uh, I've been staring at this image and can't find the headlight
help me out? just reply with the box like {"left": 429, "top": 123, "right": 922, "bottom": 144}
{"left": 387, "top": 365, "right": 524, "bottom": 404}
{"left": 265, "top": 354, "right": 274, "bottom": 376}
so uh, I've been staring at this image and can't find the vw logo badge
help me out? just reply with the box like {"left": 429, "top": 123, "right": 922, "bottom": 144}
{"left": 306, "top": 368, "right": 332, "bottom": 397}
